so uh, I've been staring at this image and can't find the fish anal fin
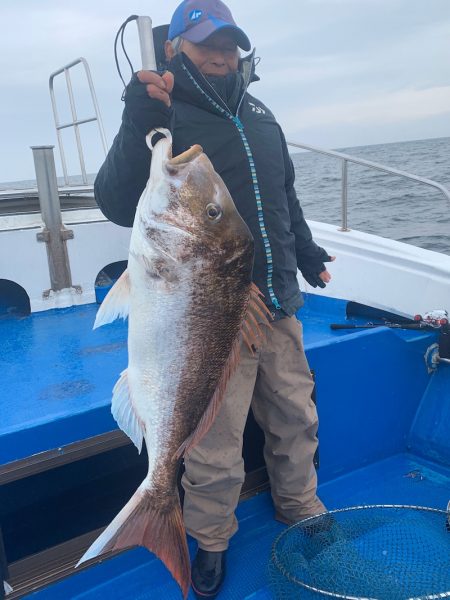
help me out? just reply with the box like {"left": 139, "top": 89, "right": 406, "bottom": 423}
{"left": 94, "top": 269, "right": 130, "bottom": 329}
{"left": 111, "top": 369, "right": 144, "bottom": 453}
{"left": 77, "top": 488, "right": 190, "bottom": 599}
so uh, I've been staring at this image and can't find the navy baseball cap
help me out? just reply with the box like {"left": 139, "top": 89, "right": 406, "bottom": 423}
{"left": 168, "top": 0, "right": 251, "bottom": 51}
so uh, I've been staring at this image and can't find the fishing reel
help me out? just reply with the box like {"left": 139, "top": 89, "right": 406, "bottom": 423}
{"left": 331, "top": 305, "right": 450, "bottom": 369}
{"left": 414, "top": 309, "right": 449, "bottom": 329}
{"left": 421, "top": 309, "right": 450, "bottom": 371}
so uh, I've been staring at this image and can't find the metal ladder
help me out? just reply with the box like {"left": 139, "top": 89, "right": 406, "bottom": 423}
{"left": 49, "top": 57, "right": 108, "bottom": 186}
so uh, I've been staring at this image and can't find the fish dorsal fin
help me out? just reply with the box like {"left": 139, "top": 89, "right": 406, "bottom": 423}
{"left": 112, "top": 369, "right": 144, "bottom": 453}
{"left": 94, "top": 269, "right": 130, "bottom": 329}
{"left": 241, "top": 283, "right": 273, "bottom": 353}
{"left": 175, "top": 284, "right": 272, "bottom": 458}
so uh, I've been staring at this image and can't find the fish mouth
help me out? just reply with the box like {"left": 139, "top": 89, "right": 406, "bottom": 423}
{"left": 166, "top": 145, "right": 203, "bottom": 169}
{"left": 146, "top": 131, "right": 203, "bottom": 176}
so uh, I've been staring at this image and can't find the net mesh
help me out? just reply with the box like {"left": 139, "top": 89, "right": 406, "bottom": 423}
{"left": 268, "top": 505, "right": 450, "bottom": 600}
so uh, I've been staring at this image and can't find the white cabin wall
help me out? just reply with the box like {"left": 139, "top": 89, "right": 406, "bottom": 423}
{"left": 0, "top": 217, "right": 51, "bottom": 311}
{"left": 0, "top": 211, "right": 131, "bottom": 312}
{"left": 306, "top": 221, "right": 450, "bottom": 317}
{"left": 1, "top": 213, "right": 449, "bottom": 316}
{"left": 65, "top": 210, "right": 131, "bottom": 306}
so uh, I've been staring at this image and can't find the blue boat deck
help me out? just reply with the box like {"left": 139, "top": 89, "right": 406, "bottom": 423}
{"left": 0, "top": 294, "right": 436, "bottom": 467}
{"left": 26, "top": 453, "right": 450, "bottom": 599}
{"left": 0, "top": 294, "right": 347, "bottom": 464}
{"left": 2, "top": 293, "right": 449, "bottom": 599}
{"left": 1, "top": 304, "right": 126, "bottom": 464}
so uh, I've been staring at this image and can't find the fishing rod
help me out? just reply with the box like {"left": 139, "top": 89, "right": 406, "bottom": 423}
{"left": 330, "top": 322, "right": 437, "bottom": 331}
{"left": 330, "top": 309, "right": 449, "bottom": 331}
{"left": 113, "top": 15, "right": 157, "bottom": 94}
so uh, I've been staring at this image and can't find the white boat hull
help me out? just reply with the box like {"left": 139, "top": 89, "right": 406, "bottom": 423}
{"left": 1, "top": 211, "right": 449, "bottom": 316}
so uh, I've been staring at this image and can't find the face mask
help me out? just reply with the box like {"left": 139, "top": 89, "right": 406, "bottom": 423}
{"left": 204, "top": 72, "right": 244, "bottom": 110}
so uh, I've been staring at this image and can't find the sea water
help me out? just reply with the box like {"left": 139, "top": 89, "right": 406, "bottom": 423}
{"left": 292, "top": 136, "right": 450, "bottom": 255}
{"left": 1, "top": 137, "right": 449, "bottom": 255}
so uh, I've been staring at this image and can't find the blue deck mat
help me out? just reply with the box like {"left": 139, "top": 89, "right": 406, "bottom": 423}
{"left": 26, "top": 453, "right": 450, "bottom": 599}
{"left": 0, "top": 295, "right": 352, "bottom": 465}
{"left": 1, "top": 294, "right": 435, "bottom": 466}
{"left": 1, "top": 304, "right": 127, "bottom": 463}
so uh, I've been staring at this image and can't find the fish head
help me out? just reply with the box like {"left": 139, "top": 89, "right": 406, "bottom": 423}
{"left": 136, "top": 130, "right": 254, "bottom": 268}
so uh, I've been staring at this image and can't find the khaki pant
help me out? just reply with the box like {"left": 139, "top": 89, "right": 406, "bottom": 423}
{"left": 182, "top": 316, "right": 325, "bottom": 551}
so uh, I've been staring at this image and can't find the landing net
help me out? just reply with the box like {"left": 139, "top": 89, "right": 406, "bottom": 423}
{"left": 269, "top": 504, "right": 450, "bottom": 599}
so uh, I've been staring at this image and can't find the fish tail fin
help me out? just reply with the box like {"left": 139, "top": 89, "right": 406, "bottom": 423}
{"left": 77, "top": 485, "right": 190, "bottom": 599}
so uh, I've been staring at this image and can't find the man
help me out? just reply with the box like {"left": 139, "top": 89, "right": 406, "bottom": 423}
{"left": 95, "top": 1, "right": 335, "bottom": 597}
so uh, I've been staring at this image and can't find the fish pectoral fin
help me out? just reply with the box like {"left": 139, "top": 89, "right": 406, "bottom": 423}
{"left": 94, "top": 269, "right": 130, "bottom": 329}
{"left": 77, "top": 487, "right": 190, "bottom": 599}
{"left": 112, "top": 369, "right": 144, "bottom": 453}
{"left": 131, "top": 250, "right": 179, "bottom": 284}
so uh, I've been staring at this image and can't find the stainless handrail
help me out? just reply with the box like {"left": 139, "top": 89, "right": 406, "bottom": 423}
{"left": 288, "top": 141, "right": 450, "bottom": 232}
{"left": 31, "top": 146, "right": 74, "bottom": 293}
{"left": 0, "top": 185, "right": 94, "bottom": 202}
{"left": 49, "top": 58, "right": 108, "bottom": 186}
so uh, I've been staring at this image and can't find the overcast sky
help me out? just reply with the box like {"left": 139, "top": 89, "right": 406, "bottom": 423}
{"left": 1, "top": 0, "right": 449, "bottom": 182}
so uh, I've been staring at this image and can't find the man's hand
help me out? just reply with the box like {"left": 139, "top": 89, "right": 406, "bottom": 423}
{"left": 137, "top": 71, "right": 174, "bottom": 107}
{"left": 319, "top": 256, "right": 336, "bottom": 284}
{"left": 302, "top": 256, "right": 336, "bottom": 288}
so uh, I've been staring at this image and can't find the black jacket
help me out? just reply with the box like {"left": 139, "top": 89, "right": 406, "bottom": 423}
{"left": 94, "top": 53, "right": 330, "bottom": 316}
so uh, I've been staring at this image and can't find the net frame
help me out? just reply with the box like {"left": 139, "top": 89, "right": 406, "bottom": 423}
{"left": 270, "top": 504, "right": 450, "bottom": 600}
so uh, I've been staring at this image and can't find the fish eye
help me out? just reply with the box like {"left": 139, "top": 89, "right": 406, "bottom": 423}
{"left": 206, "top": 203, "right": 222, "bottom": 221}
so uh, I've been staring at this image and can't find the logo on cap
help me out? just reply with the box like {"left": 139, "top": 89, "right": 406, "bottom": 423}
{"left": 189, "top": 9, "right": 203, "bottom": 21}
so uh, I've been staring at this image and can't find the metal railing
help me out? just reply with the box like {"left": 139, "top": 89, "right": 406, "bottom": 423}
{"left": 0, "top": 185, "right": 94, "bottom": 201}
{"left": 31, "top": 146, "right": 75, "bottom": 294}
{"left": 49, "top": 58, "right": 108, "bottom": 186}
{"left": 287, "top": 141, "right": 450, "bottom": 232}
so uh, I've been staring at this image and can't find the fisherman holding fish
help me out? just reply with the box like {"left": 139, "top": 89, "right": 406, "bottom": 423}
{"left": 93, "top": 1, "right": 335, "bottom": 597}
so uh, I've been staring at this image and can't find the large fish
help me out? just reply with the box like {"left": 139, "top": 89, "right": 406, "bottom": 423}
{"left": 77, "top": 128, "right": 270, "bottom": 597}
